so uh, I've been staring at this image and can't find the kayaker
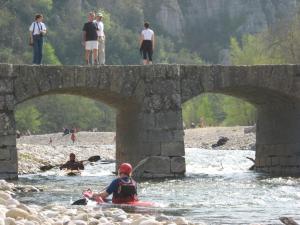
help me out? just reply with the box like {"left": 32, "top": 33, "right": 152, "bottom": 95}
{"left": 92, "top": 163, "right": 138, "bottom": 204}
{"left": 60, "top": 153, "right": 84, "bottom": 171}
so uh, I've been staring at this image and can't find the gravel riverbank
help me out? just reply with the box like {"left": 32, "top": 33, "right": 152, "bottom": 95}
{"left": 17, "top": 126, "right": 255, "bottom": 174}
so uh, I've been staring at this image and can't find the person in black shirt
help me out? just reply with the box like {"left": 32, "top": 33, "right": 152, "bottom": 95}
{"left": 82, "top": 12, "right": 98, "bottom": 65}
{"left": 60, "top": 153, "right": 84, "bottom": 171}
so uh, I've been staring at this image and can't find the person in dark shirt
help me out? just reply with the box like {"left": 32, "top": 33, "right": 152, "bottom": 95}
{"left": 60, "top": 153, "right": 84, "bottom": 171}
{"left": 92, "top": 163, "right": 138, "bottom": 204}
{"left": 82, "top": 12, "right": 98, "bottom": 65}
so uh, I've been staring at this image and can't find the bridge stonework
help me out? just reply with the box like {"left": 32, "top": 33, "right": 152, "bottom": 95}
{"left": 0, "top": 64, "right": 300, "bottom": 179}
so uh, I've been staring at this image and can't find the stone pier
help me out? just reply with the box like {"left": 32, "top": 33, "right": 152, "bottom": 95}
{"left": 0, "top": 65, "right": 17, "bottom": 179}
{"left": 255, "top": 103, "right": 300, "bottom": 175}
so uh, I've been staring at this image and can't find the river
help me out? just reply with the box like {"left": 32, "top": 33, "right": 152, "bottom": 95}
{"left": 14, "top": 148, "right": 300, "bottom": 224}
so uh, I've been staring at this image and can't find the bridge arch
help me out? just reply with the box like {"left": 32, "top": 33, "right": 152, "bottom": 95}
{"left": 0, "top": 64, "right": 186, "bottom": 179}
{"left": 180, "top": 65, "right": 300, "bottom": 176}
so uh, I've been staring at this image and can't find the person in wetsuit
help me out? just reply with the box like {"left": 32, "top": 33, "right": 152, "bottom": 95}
{"left": 92, "top": 163, "right": 138, "bottom": 204}
{"left": 60, "top": 153, "right": 84, "bottom": 170}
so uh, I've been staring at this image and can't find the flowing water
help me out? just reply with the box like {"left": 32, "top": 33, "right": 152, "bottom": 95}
{"left": 14, "top": 148, "right": 300, "bottom": 224}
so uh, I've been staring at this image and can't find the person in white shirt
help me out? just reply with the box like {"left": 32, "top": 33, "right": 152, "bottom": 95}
{"left": 29, "top": 14, "right": 47, "bottom": 65}
{"left": 139, "top": 22, "right": 155, "bottom": 65}
{"left": 95, "top": 12, "right": 105, "bottom": 65}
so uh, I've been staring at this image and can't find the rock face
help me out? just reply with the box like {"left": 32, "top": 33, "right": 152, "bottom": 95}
{"left": 151, "top": 0, "right": 299, "bottom": 62}
{"left": 155, "top": 0, "right": 298, "bottom": 37}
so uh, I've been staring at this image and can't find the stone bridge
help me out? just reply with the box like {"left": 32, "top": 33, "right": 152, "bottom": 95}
{"left": 1, "top": 64, "right": 300, "bottom": 179}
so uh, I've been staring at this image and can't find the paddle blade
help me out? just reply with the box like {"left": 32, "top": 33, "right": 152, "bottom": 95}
{"left": 88, "top": 155, "right": 101, "bottom": 162}
{"left": 40, "top": 165, "right": 55, "bottom": 171}
{"left": 72, "top": 198, "right": 87, "bottom": 205}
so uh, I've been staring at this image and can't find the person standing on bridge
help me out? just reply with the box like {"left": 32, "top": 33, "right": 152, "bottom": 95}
{"left": 29, "top": 14, "right": 47, "bottom": 65}
{"left": 82, "top": 12, "right": 98, "bottom": 65}
{"left": 94, "top": 12, "right": 105, "bottom": 65}
{"left": 139, "top": 22, "right": 155, "bottom": 65}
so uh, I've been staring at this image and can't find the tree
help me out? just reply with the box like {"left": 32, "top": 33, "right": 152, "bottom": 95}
{"left": 15, "top": 105, "right": 42, "bottom": 133}
{"left": 230, "top": 35, "right": 285, "bottom": 65}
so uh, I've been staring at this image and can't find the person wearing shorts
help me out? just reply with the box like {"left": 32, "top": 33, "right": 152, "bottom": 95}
{"left": 140, "top": 22, "right": 155, "bottom": 65}
{"left": 82, "top": 12, "right": 98, "bottom": 65}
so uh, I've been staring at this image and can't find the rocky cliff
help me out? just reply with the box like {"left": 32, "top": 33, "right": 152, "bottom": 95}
{"left": 155, "top": 0, "right": 298, "bottom": 37}
{"left": 152, "top": 0, "right": 299, "bottom": 62}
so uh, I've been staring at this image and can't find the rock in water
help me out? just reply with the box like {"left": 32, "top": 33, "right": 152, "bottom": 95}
{"left": 212, "top": 136, "right": 229, "bottom": 148}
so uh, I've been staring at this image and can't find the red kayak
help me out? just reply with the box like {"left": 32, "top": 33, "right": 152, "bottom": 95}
{"left": 82, "top": 190, "right": 156, "bottom": 207}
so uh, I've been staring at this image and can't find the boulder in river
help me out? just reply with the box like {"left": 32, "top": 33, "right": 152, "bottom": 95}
{"left": 211, "top": 136, "right": 229, "bottom": 148}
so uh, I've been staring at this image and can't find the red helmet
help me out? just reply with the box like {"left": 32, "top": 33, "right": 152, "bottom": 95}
{"left": 119, "top": 163, "right": 132, "bottom": 175}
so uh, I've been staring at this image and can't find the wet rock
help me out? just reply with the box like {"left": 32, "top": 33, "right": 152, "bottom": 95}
{"left": 87, "top": 218, "right": 99, "bottom": 225}
{"left": 69, "top": 220, "right": 87, "bottom": 225}
{"left": 6, "top": 199, "right": 19, "bottom": 206}
{"left": 155, "top": 214, "right": 170, "bottom": 222}
{"left": 17, "top": 204, "right": 31, "bottom": 213}
{"left": 98, "top": 217, "right": 109, "bottom": 223}
{"left": 13, "top": 185, "right": 41, "bottom": 193}
{"left": 0, "top": 198, "right": 7, "bottom": 205}
{"left": 173, "top": 217, "right": 189, "bottom": 225}
{"left": 120, "top": 219, "right": 133, "bottom": 225}
{"left": 6, "top": 208, "right": 30, "bottom": 219}
{"left": 4, "top": 217, "right": 16, "bottom": 225}
{"left": 73, "top": 213, "right": 89, "bottom": 221}
{"left": 0, "top": 180, "right": 14, "bottom": 192}
{"left": 92, "top": 212, "right": 104, "bottom": 219}
{"left": 211, "top": 136, "right": 229, "bottom": 148}
{"left": 244, "top": 125, "right": 256, "bottom": 134}
{"left": 0, "top": 191, "right": 12, "bottom": 200}
{"left": 139, "top": 219, "right": 162, "bottom": 225}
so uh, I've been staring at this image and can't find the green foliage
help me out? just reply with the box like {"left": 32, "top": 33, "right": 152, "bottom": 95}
{"left": 16, "top": 95, "right": 116, "bottom": 133}
{"left": 230, "top": 35, "right": 285, "bottom": 65}
{"left": 183, "top": 93, "right": 256, "bottom": 128}
{"left": 222, "top": 97, "right": 256, "bottom": 126}
{"left": 43, "top": 43, "right": 61, "bottom": 65}
{"left": 183, "top": 94, "right": 226, "bottom": 128}
{"left": 15, "top": 105, "right": 42, "bottom": 133}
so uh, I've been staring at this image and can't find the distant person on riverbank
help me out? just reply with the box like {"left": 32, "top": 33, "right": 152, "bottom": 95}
{"left": 63, "top": 127, "right": 70, "bottom": 136}
{"left": 60, "top": 153, "right": 84, "bottom": 170}
{"left": 91, "top": 163, "right": 138, "bottom": 204}
{"left": 71, "top": 133, "right": 76, "bottom": 144}
{"left": 82, "top": 12, "right": 99, "bottom": 65}
{"left": 139, "top": 22, "right": 155, "bottom": 65}
{"left": 29, "top": 14, "right": 47, "bottom": 64}
{"left": 94, "top": 12, "right": 105, "bottom": 65}
{"left": 49, "top": 137, "right": 53, "bottom": 145}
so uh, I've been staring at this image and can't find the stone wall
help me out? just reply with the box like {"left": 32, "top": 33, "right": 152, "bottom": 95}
{"left": 0, "top": 64, "right": 17, "bottom": 179}
{"left": 255, "top": 104, "right": 300, "bottom": 175}
{"left": 1, "top": 64, "right": 300, "bottom": 179}
{"left": 8, "top": 64, "right": 186, "bottom": 179}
